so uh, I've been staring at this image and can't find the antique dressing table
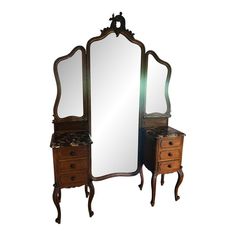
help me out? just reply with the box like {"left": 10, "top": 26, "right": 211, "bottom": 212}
{"left": 50, "top": 12, "right": 185, "bottom": 223}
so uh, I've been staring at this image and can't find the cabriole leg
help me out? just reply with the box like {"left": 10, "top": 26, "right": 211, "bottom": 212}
{"left": 138, "top": 166, "right": 144, "bottom": 190}
{"left": 88, "top": 181, "right": 94, "bottom": 217}
{"left": 53, "top": 184, "right": 61, "bottom": 224}
{"left": 151, "top": 173, "right": 157, "bottom": 206}
{"left": 175, "top": 168, "right": 184, "bottom": 201}
{"left": 85, "top": 185, "right": 89, "bottom": 198}
{"left": 161, "top": 174, "right": 165, "bottom": 186}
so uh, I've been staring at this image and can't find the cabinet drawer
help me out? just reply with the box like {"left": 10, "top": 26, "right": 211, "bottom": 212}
{"left": 58, "top": 158, "right": 88, "bottom": 172}
{"left": 158, "top": 160, "right": 181, "bottom": 173}
{"left": 59, "top": 171, "right": 88, "bottom": 187}
{"left": 55, "top": 146, "right": 88, "bottom": 160}
{"left": 159, "top": 149, "right": 181, "bottom": 161}
{"left": 159, "top": 137, "right": 182, "bottom": 149}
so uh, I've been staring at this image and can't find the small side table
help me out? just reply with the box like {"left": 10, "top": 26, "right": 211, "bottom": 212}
{"left": 142, "top": 127, "right": 185, "bottom": 206}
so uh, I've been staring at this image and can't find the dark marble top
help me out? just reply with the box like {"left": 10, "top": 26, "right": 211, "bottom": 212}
{"left": 50, "top": 132, "right": 92, "bottom": 148}
{"left": 146, "top": 126, "right": 185, "bottom": 138}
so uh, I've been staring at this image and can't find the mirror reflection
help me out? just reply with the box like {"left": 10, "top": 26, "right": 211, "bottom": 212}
{"left": 146, "top": 53, "right": 168, "bottom": 115}
{"left": 90, "top": 33, "right": 141, "bottom": 177}
{"left": 57, "top": 49, "right": 84, "bottom": 118}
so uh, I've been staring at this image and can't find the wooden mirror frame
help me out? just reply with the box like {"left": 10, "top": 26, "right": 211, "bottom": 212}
{"left": 86, "top": 13, "right": 145, "bottom": 181}
{"left": 144, "top": 50, "right": 172, "bottom": 118}
{"left": 52, "top": 12, "right": 172, "bottom": 181}
{"left": 53, "top": 46, "right": 89, "bottom": 132}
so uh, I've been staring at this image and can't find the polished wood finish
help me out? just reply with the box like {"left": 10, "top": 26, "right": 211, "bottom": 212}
{"left": 158, "top": 160, "right": 181, "bottom": 174}
{"left": 143, "top": 127, "right": 185, "bottom": 206}
{"left": 151, "top": 173, "right": 157, "bottom": 206}
{"left": 138, "top": 166, "right": 144, "bottom": 190}
{"left": 85, "top": 185, "right": 89, "bottom": 198}
{"left": 51, "top": 144, "right": 93, "bottom": 223}
{"left": 53, "top": 146, "right": 89, "bottom": 185}
{"left": 161, "top": 174, "right": 165, "bottom": 186}
{"left": 54, "top": 120, "right": 89, "bottom": 132}
{"left": 59, "top": 171, "right": 87, "bottom": 187}
{"left": 159, "top": 149, "right": 181, "bottom": 161}
{"left": 53, "top": 184, "right": 61, "bottom": 224}
{"left": 88, "top": 181, "right": 95, "bottom": 217}
{"left": 142, "top": 117, "right": 168, "bottom": 129}
{"left": 55, "top": 146, "right": 88, "bottom": 159}
{"left": 160, "top": 136, "right": 182, "bottom": 148}
{"left": 175, "top": 168, "right": 184, "bottom": 201}
{"left": 58, "top": 159, "right": 88, "bottom": 172}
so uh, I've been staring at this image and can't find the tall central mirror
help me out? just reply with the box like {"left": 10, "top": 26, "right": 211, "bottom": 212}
{"left": 88, "top": 33, "right": 143, "bottom": 178}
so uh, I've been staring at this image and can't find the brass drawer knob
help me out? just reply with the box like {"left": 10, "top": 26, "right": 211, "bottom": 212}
{"left": 167, "top": 164, "right": 172, "bottom": 168}
{"left": 70, "top": 163, "right": 76, "bottom": 169}
{"left": 69, "top": 151, "right": 77, "bottom": 156}
{"left": 168, "top": 141, "right": 173, "bottom": 146}
{"left": 70, "top": 176, "right": 76, "bottom": 181}
{"left": 168, "top": 152, "right": 172, "bottom": 157}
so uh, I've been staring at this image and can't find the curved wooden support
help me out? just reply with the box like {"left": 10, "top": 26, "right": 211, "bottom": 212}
{"left": 161, "top": 174, "right": 165, "bottom": 186}
{"left": 53, "top": 185, "right": 61, "bottom": 224}
{"left": 138, "top": 166, "right": 144, "bottom": 190}
{"left": 175, "top": 168, "right": 184, "bottom": 201}
{"left": 88, "top": 181, "right": 94, "bottom": 217}
{"left": 85, "top": 185, "right": 89, "bottom": 198}
{"left": 151, "top": 173, "right": 158, "bottom": 206}
{"left": 58, "top": 188, "right": 61, "bottom": 203}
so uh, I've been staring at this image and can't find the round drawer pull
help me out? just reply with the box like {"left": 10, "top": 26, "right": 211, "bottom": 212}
{"left": 168, "top": 152, "right": 172, "bottom": 157}
{"left": 69, "top": 151, "right": 77, "bottom": 156}
{"left": 168, "top": 141, "right": 173, "bottom": 146}
{"left": 70, "top": 164, "right": 76, "bottom": 169}
{"left": 167, "top": 164, "right": 172, "bottom": 168}
{"left": 70, "top": 176, "right": 76, "bottom": 181}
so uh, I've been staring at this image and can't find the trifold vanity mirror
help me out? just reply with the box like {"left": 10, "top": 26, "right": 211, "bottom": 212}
{"left": 50, "top": 12, "right": 185, "bottom": 223}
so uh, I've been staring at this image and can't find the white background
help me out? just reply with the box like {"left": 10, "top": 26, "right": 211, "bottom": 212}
{"left": 0, "top": 0, "right": 236, "bottom": 235}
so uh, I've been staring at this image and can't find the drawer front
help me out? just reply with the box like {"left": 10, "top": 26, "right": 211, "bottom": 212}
{"left": 159, "top": 149, "right": 181, "bottom": 161}
{"left": 160, "top": 136, "right": 182, "bottom": 149}
{"left": 158, "top": 160, "right": 181, "bottom": 173}
{"left": 55, "top": 146, "right": 89, "bottom": 160}
{"left": 58, "top": 158, "right": 88, "bottom": 172}
{"left": 59, "top": 171, "right": 88, "bottom": 187}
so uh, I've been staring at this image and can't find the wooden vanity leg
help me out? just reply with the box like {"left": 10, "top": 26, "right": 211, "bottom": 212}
{"left": 85, "top": 185, "right": 89, "bottom": 198}
{"left": 161, "top": 174, "right": 165, "bottom": 186}
{"left": 138, "top": 166, "right": 144, "bottom": 190}
{"left": 88, "top": 181, "right": 94, "bottom": 217}
{"left": 175, "top": 168, "right": 184, "bottom": 201}
{"left": 58, "top": 188, "right": 61, "bottom": 203}
{"left": 53, "top": 184, "right": 61, "bottom": 224}
{"left": 151, "top": 173, "right": 158, "bottom": 206}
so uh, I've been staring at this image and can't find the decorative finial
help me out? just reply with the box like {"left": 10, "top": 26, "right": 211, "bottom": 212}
{"left": 101, "top": 12, "right": 135, "bottom": 38}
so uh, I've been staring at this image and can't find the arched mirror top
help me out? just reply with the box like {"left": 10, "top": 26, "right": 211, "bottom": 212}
{"left": 53, "top": 46, "right": 87, "bottom": 123}
{"left": 86, "top": 12, "right": 145, "bottom": 56}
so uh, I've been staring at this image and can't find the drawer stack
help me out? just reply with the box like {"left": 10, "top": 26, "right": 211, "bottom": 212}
{"left": 53, "top": 146, "right": 89, "bottom": 188}
{"left": 157, "top": 136, "right": 183, "bottom": 174}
